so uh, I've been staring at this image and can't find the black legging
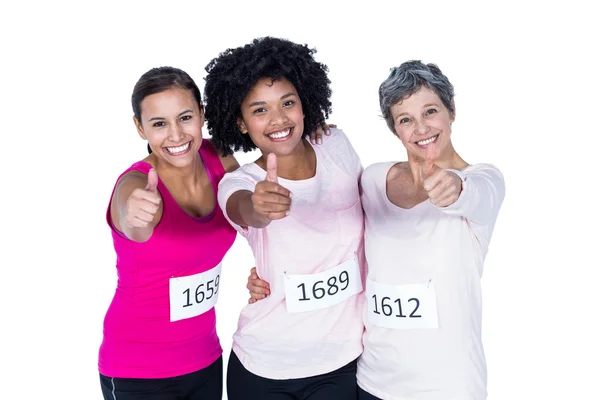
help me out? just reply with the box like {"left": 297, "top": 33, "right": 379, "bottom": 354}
{"left": 99, "top": 356, "right": 222, "bottom": 400}
{"left": 358, "top": 386, "right": 381, "bottom": 400}
{"left": 227, "top": 350, "right": 358, "bottom": 400}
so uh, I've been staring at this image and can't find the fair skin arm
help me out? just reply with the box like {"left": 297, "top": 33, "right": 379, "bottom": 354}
{"left": 111, "top": 169, "right": 163, "bottom": 243}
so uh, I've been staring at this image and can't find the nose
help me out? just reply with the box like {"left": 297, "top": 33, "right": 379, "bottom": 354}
{"left": 414, "top": 118, "right": 429, "bottom": 135}
{"left": 168, "top": 122, "right": 184, "bottom": 141}
{"left": 269, "top": 107, "right": 289, "bottom": 127}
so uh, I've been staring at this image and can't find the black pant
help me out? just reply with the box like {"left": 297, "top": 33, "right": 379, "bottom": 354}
{"left": 358, "top": 387, "right": 381, "bottom": 399}
{"left": 227, "top": 350, "right": 358, "bottom": 400}
{"left": 99, "top": 356, "right": 222, "bottom": 400}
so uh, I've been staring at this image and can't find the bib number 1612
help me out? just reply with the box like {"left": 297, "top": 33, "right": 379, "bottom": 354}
{"left": 366, "top": 279, "right": 439, "bottom": 329}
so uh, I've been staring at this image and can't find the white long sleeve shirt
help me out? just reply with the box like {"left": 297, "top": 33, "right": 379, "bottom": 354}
{"left": 357, "top": 162, "right": 505, "bottom": 400}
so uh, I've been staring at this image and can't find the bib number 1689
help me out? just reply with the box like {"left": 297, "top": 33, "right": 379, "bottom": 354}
{"left": 297, "top": 270, "right": 350, "bottom": 301}
{"left": 284, "top": 257, "right": 362, "bottom": 313}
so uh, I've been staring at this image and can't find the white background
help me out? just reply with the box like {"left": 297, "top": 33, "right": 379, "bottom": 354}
{"left": 1, "top": 1, "right": 598, "bottom": 399}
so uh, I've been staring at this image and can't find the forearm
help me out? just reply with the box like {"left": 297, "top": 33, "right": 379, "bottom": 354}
{"left": 440, "top": 167, "right": 505, "bottom": 226}
{"left": 226, "top": 190, "right": 270, "bottom": 229}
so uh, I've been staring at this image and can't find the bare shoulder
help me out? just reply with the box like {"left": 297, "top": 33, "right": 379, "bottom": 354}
{"left": 387, "top": 162, "right": 410, "bottom": 181}
{"left": 218, "top": 152, "right": 240, "bottom": 173}
{"left": 114, "top": 170, "right": 149, "bottom": 200}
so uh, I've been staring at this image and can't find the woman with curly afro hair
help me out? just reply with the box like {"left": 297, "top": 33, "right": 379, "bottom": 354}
{"left": 204, "top": 37, "right": 365, "bottom": 399}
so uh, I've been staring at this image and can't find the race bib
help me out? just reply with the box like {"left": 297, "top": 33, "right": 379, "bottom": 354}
{"left": 366, "top": 278, "right": 439, "bottom": 329}
{"left": 169, "top": 263, "right": 222, "bottom": 322}
{"left": 284, "top": 256, "right": 362, "bottom": 313}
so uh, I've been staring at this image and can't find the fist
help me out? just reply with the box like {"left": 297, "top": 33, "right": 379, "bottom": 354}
{"left": 423, "top": 167, "right": 462, "bottom": 207}
{"left": 252, "top": 153, "right": 292, "bottom": 223}
{"left": 421, "top": 144, "right": 462, "bottom": 207}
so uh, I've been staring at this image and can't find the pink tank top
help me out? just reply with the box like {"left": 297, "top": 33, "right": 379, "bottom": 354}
{"left": 98, "top": 140, "right": 236, "bottom": 379}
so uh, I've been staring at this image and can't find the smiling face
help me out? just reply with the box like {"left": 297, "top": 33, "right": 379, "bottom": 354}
{"left": 390, "top": 86, "right": 455, "bottom": 161}
{"left": 135, "top": 88, "right": 204, "bottom": 168}
{"left": 238, "top": 77, "right": 305, "bottom": 157}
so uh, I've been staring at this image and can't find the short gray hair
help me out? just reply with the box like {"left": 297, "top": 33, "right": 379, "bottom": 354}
{"left": 379, "top": 60, "right": 455, "bottom": 133}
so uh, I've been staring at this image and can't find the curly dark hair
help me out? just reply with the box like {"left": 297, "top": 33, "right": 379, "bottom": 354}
{"left": 203, "top": 36, "right": 332, "bottom": 155}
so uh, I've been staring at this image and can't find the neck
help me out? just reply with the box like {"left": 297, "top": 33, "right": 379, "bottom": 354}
{"left": 407, "top": 142, "right": 467, "bottom": 185}
{"left": 148, "top": 153, "right": 204, "bottom": 187}
{"left": 258, "top": 138, "right": 316, "bottom": 180}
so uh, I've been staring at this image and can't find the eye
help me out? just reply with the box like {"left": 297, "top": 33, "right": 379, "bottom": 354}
{"left": 398, "top": 117, "right": 410, "bottom": 124}
{"left": 252, "top": 107, "right": 267, "bottom": 114}
{"left": 425, "top": 108, "right": 437, "bottom": 116}
{"left": 283, "top": 100, "right": 295, "bottom": 107}
{"left": 180, "top": 115, "right": 192, "bottom": 122}
{"left": 152, "top": 121, "right": 166, "bottom": 128}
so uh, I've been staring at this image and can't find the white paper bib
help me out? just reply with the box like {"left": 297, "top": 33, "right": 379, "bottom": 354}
{"left": 284, "top": 256, "right": 362, "bottom": 313}
{"left": 366, "top": 278, "right": 439, "bottom": 329}
{"left": 169, "top": 263, "right": 222, "bottom": 322}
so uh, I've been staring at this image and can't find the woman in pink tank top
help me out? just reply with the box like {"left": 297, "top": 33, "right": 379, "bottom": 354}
{"left": 98, "top": 66, "right": 240, "bottom": 400}
{"left": 99, "top": 66, "right": 330, "bottom": 400}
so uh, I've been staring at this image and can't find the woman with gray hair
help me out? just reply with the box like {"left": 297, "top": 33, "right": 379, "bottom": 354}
{"left": 357, "top": 60, "right": 505, "bottom": 399}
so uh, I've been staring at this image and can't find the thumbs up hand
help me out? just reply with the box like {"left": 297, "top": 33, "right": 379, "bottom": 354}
{"left": 145, "top": 168, "right": 159, "bottom": 193}
{"left": 124, "top": 168, "right": 162, "bottom": 229}
{"left": 421, "top": 144, "right": 462, "bottom": 207}
{"left": 251, "top": 153, "right": 292, "bottom": 224}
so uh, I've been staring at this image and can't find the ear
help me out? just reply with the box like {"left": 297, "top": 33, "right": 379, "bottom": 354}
{"left": 199, "top": 103, "right": 205, "bottom": 129}
{"left": 449, "top": 99, "right": 456, "bottom": 122}
{"left": 237, "top": 117, "right": 248, "bottom": 135}
{"left": 134, "top": 116, "right": 146, "bottom": 140}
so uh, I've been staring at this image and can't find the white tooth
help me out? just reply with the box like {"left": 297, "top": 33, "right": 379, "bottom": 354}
{"left": 417, "top": 135, "right": 437, "bottom": 145}
{"left": 167, "top": 143, "right": 190, "bottom": 153}
{"left": 269, "top": 129, "right": 290, "bottom": 139}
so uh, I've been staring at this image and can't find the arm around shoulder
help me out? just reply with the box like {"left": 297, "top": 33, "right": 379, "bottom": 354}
{"left": 218, "top": 152, "right": 240, "bottom": 173}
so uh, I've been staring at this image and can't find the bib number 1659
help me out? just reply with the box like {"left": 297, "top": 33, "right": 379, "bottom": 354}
{"left": 169, "top": 263, "right": 222, "bottom": 322}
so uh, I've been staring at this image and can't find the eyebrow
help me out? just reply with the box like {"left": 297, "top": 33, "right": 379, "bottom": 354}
{"left": 395, "top": 102, "right": 441, "bottom": 118}
{"left": 147, "top": 109, "right": 193, "bottom": 123}
{"left": 248, "top": 92, "right": 296, "bottom": 108}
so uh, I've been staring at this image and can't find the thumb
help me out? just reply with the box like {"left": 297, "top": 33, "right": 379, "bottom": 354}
{"left": 145, "top": 168, "right": 158, "bottom": 192}
{"left": 265, "top": 153, "right": 278, "bottom": 183}
{"left": 421, "top": 143, "right": 436, "bottom": 179}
